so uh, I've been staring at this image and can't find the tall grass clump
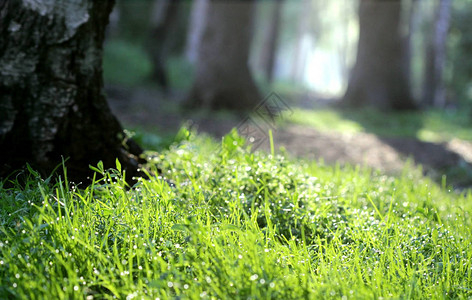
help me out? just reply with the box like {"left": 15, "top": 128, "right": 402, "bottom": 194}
{"left": 1, "top": 129, "right": 471, "bottom": 299}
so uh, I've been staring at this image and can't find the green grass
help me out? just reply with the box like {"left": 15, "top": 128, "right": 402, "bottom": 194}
{"left": 1, "top": 129, "right": 471, "bottom": 299}
{"left": 285, "top": 107, "right": 472, "bottom": 142}
{"left": 286, "top": 108, "right": 363, "bottom": 134}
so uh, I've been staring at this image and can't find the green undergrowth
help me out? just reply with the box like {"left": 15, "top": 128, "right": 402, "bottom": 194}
{"left": 1, "top": 130, "right": 471, "bottom": 299}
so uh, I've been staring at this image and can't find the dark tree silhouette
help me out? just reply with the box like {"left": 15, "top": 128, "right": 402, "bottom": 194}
{"left": 259, "top": 0, "right": 283, "bottom": 83}
{"left": 147, "top": 0, "right": 182, "bottom": 92}
{"left": 185, "top": 0, "right": 261, "bottom": 111}
{"left": 343, "top": 0, "right": 417, "bottom": 110}
{"left": 422, "top": 0, "right": 451, "bottom": 108}
{"left": 0, "top": 0, "right": 143, "bottom": 182}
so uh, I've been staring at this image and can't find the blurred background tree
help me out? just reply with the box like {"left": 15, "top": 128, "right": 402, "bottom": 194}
{"left": 184, "top": 0, "right": 261, "bottom": 110}
{"left": 421, "top": 0, "right": 451, "bottom": 108}
{"left": 258, "top": 0, "right": 284, "bottom": 83}
{"left": 146, "top": 0, "right": 185, "bottom": 93}
{"left": 342, "top": 0, "right": 416, "bottom": 111}
{"left": 3, "top": 0, "right": 472, "bottom": 185}
{"left": 448, "top": 0, "right": 472, "bottom": 111}
{"left": 102, "top": 0, "right": 472, "bottom": 113}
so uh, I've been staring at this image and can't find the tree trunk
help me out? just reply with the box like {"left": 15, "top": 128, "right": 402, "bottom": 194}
{"left": 0, "top": 0, "right": 143, "bottom": 183}
{"left": 185, "top": 0, "right": 261, "bottom": 111}
{"left": 185, "top": 0, "right": 208, "bottom": 64}
{"left": 343, "top": 0, "right": 417, "bottom": 111}
{"left": 422, "top": 0, "right": 451, "bottom": 108}
{"left": 290, "top": 0, "right": 312, "bottom": 83}
{"left": 259, "top": 0, "right": 283, "bottom": 83}
{"left": 147, "top": 0, "right": 181, "bottom": 92}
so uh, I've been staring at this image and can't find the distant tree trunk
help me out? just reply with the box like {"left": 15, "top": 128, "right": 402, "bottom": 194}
{"left": 0, "top": 0, "right": 143, "bottom": 182}
{"left": 343, "top": 0, "right": 417, "bottom": 110}
{"left": 422, "top": 0, "right": 451, "bottom": 108}
{"left": 259, "top": 0, "right": 283, "bottom": 83}
{"left": 113, "top": 0, "right": 154, "bottom": 43}
{"left": 147, "top": 0, "right": 181, "bottom": 92}
{"left": 338, "top": 0, "right": 355, "bottom": 88}
{"left": 291, "top": 0, "right": 312, "bottom": 83}
{"left": 185, "top": 0, "right": 208, "bottom": 64}
{"left": 107, "top": 4, "right": 121, "bottom": 39}
{"left": 185, "top": 0, "right": 261, "bottom": 111}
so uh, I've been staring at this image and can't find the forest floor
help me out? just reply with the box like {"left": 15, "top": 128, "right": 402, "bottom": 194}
{"left": 107, "top": 86, "right": 472, "bottom": 188}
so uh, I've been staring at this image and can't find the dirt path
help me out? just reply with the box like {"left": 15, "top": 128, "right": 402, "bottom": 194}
{"left": 107, "top": 86, "right": 472, "bottom": 187}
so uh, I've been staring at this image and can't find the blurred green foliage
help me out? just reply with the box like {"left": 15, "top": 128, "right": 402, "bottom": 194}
{"left": 103, "top": 0, "right": 192, "bottom": 89}
{"left": 102, "top": 39, "right": 195, "bottom": 89}
{"left": 113, "top": 0, "right": 153, "bottom": 43}
{"left": 103, "top": 39, "right": 152, "bottom": 87}
{"left": 167, "top": 56, "right": 195, "bottom": 90}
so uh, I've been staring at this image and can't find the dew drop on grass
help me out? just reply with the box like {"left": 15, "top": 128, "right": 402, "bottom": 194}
{"left": 250, "top": 274, "right": 259, "bottom": 281}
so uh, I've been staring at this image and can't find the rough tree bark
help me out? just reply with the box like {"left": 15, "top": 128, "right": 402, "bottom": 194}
{"left": 259, "top": 0, "right": 283, "bottom": 83}
{"left": 185, "top": 0, "right": 261, "bottom": 111}
{"left": 0, "top": 0, "right": 143, "bottom": 182}
{"left": 147, "top": 0, "right": 181, "bottom": 92}
{"left": 422, "top": 0, "right": 451, "bottom": 108}
{"left": 343, "top": 0, "right": 417, "bottom": 110}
